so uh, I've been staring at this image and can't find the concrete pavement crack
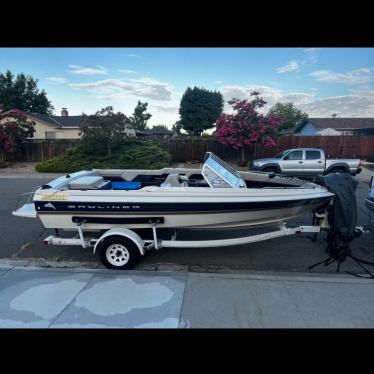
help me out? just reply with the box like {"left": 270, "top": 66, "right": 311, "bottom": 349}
{"left": 47, "top": 273, "right": 96, "bottom": 328}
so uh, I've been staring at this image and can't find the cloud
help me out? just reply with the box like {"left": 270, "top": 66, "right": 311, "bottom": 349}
{"left": 45, "top": 77, "right": 67, "bottom": 84}
{"left": 127, "top": 54, "right": 141, "bottom": 58}
{"left": 222, "top": 85, "right": 309, "bottom": 113}
{"left": 222, "top": 85, "right": 283, "bottom": 109}
{"left": 222, "top": 85, "right": 316, "bottom": 110}
{"left": 276, "top": 61, "right": 300, "bottom": 74}
{"left": 306, "top": 55, "right": 319, "bottom": 64}
{"left": 215, "top": 80, "right": 223, "bottom": 84}
{"left": 152, "top": 105, "right": 179, "bottom": 113}
{"left": 70, "top": 77, "right": 173, "bottom": 101}
{"left": 299, "top": 48, "right": 320, "bottom": 64}
{"left": 310, "top": 67, "right": 374, "bottom": 85}
{"left": 221, "top": 84, "right": 374, "bottom": 117}
{"left": 299, "top": 93, "right": 374, "bottom": 117}
{"left": 303, "top": 48, "right": 320, "bottom": 54}
{"left": 281, "top": 92, "right": 315, "bottom": 105}
{"left": 349, "top": 88, "right": 374, "bottom": 96}
{"left": 118, "top": 69, "right": 136, "bottom": 74}
{"left": 69, "top": 65, "right": 108, "bottom": 75}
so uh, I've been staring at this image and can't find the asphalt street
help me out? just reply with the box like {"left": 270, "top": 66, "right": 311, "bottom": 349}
{"left": 1, "top": 169, "right": 373, "bottom": 274}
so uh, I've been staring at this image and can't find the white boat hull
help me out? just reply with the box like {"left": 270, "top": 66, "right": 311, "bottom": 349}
{"left": 37, "top": 201, "right": 328, "bottom": 230}
{"left": 34, "top": 187, "right": 333, "bottom": 231}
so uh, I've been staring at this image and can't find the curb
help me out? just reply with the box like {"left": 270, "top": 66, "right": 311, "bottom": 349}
{"left": 0, "top": 258, "right": 188, "bottom": 272}
{"left": 0, "top": 258, "right": 371, "bottom": 283}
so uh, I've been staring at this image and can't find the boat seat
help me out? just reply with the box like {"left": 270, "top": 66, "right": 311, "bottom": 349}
{"left": 111, "top": 181, "right": 142, "bottom": 190}
{"left": 68, "top": 176, "right": 112, "bottom": 190}
{"left": 161, "top": 173, "right": 189, "bottom": 187}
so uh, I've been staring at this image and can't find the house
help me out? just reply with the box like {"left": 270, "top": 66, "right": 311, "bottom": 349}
{"left": 136, "top": 127, "right": 175, "bottom": 138}
{"left": 0, "top": 108, "right": 136, "bottom": 139}
{"left": 293, "top": 118, "right": 374, "bottom": 136}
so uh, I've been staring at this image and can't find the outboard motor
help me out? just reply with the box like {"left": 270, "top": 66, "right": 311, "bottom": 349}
{"left": 309, "top": 173, "right": 374, "bottom": 278}
{"left": 322, "top": 173, "right": 360, "bottom": 260}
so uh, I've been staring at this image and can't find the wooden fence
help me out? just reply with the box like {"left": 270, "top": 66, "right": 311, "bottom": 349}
{"left": 1, "top": 140, "right": 80, "bottom": 163}
{"left": 157, "top": 136, "right": 374, "bottom": 163}
{"left": 2, "top": 136, "right": 374, "bottom": 164}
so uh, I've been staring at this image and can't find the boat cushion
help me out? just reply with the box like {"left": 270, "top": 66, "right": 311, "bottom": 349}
{"left": 69, "top": 176, "right": 111, "bottom": 190}
{"left": 111, "top": 181, "right": 142, "bottom": 190}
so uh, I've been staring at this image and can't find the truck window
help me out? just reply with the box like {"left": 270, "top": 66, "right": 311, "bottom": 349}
{"left": 305, "top": 150, "right": 321, "bottom": 160}
{"left": 285, "top": 151, "right": 303, "bottom": 160}
{"left": 275, "top": 151, "right": 287, "bottom": 158}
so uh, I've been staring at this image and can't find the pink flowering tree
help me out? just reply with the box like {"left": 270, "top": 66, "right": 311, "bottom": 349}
{"left": 0, "top": 110, "right": 35, "bottom": 166}
{"left": 215, "top": 92, "right": 282, "bottom": 165}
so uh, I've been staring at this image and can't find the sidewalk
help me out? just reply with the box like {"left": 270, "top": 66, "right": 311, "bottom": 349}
{"left": 1, "top": 264, "right": 374, "bottom": 328}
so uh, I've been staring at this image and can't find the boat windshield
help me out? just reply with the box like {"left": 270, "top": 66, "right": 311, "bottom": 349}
{"left": 202, "top": 152, "right": 246, "bottom": 189}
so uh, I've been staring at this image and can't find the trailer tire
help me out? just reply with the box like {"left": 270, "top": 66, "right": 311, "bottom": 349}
{"left": 98, "top": 236, "right": 141, "bottom": 270}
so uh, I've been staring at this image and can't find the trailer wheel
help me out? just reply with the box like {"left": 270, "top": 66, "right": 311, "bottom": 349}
{"left": 98, "top": 236, "right": 141, "bottom": 270}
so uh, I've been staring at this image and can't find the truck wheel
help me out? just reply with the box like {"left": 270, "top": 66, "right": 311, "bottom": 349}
{"left": 98, "top": 236, "right": 141, "bottom": 270}
{"left": 263, "top": 167, "right": 278, "bottom": 174}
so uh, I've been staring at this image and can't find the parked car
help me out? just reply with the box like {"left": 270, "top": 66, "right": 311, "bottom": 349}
{"left": 249, "top": 148, "right": 362, "bottom": 176}
{"left": 365, "top": 172, "right": 374, "bottom": 214}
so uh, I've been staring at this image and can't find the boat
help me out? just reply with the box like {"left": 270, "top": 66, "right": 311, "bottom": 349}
{"left": 14, "top": 152, "right": 335, "bottom": 231}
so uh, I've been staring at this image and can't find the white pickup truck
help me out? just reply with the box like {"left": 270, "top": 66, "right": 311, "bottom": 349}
{"left": 250, "top": 148, "right": 362, "bottom": 176}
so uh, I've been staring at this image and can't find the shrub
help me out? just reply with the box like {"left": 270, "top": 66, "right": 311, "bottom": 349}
{"left": 35, "top": 141, "right": 171, "bottom": 173}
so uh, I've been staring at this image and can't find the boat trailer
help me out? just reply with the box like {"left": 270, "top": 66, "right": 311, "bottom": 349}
{"left": 41, "top": 210, "right": 355, "bottom": 270}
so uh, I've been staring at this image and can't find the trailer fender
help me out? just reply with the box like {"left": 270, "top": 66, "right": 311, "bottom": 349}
{"left": 93, "top": 228, "right": 145, "bottom": 256}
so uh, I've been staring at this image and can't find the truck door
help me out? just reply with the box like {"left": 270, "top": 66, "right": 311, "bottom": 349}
{"left": 304, "top": 150, "right": 325, "bottom": 174}
{"left": 281, "top": 150, "right": 305, "bottom": 174}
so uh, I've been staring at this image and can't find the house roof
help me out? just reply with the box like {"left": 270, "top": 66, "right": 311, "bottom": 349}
{"left": 278, "top": 126, "right": 298, "bottom": 135}
{"left": 307, "top": 118, "right": 374, "bottom": 130}
{"left": 0, "top": 109, "right": 87, "bottom": 128}
{"left": 25, "top": 112, "right": 87, "bottom": 128}
{"left": 2, "top": 110, "right": 139, "bottom": 131}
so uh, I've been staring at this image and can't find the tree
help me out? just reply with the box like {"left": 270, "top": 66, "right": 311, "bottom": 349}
{"left": 0, "top": 110, "right": 35, "bottom": 165}
{"left": 172, "top": 120, "right": 183, "bottom": 135}
{"left": 267, "top": 102, "right": 308, "bottom": 133}
{"left": 215, "top": 92, "right": 282, "bottom": 165}
{"left": 129, "top": 101, "right": 152, "bottom": 130}
{"left": 331, "top": 113, "right": 338, "bottom": 118}
{"left": 80, "top": 106, "right": 131, "bottom": 156}
{"left": 0, "top": 70, "right": 54, "bottom": 114}
{"left": 179, "top": 87, "right": 223, "bottom": 136}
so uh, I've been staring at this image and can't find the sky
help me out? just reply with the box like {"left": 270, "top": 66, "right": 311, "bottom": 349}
{"left": 1, "top": 47, "right": 374, "bottom": 128}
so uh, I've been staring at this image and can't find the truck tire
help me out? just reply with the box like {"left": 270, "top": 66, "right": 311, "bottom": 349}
{"left": 263, "top": 167, "right": 278, "bottom": 174}
{"left": 98, "top": 235, "right": 141, "bottom": 270}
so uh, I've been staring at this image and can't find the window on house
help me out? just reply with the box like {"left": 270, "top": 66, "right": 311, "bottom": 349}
{"left": 45, "top": 131, "right": 56, "bottom": 139}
